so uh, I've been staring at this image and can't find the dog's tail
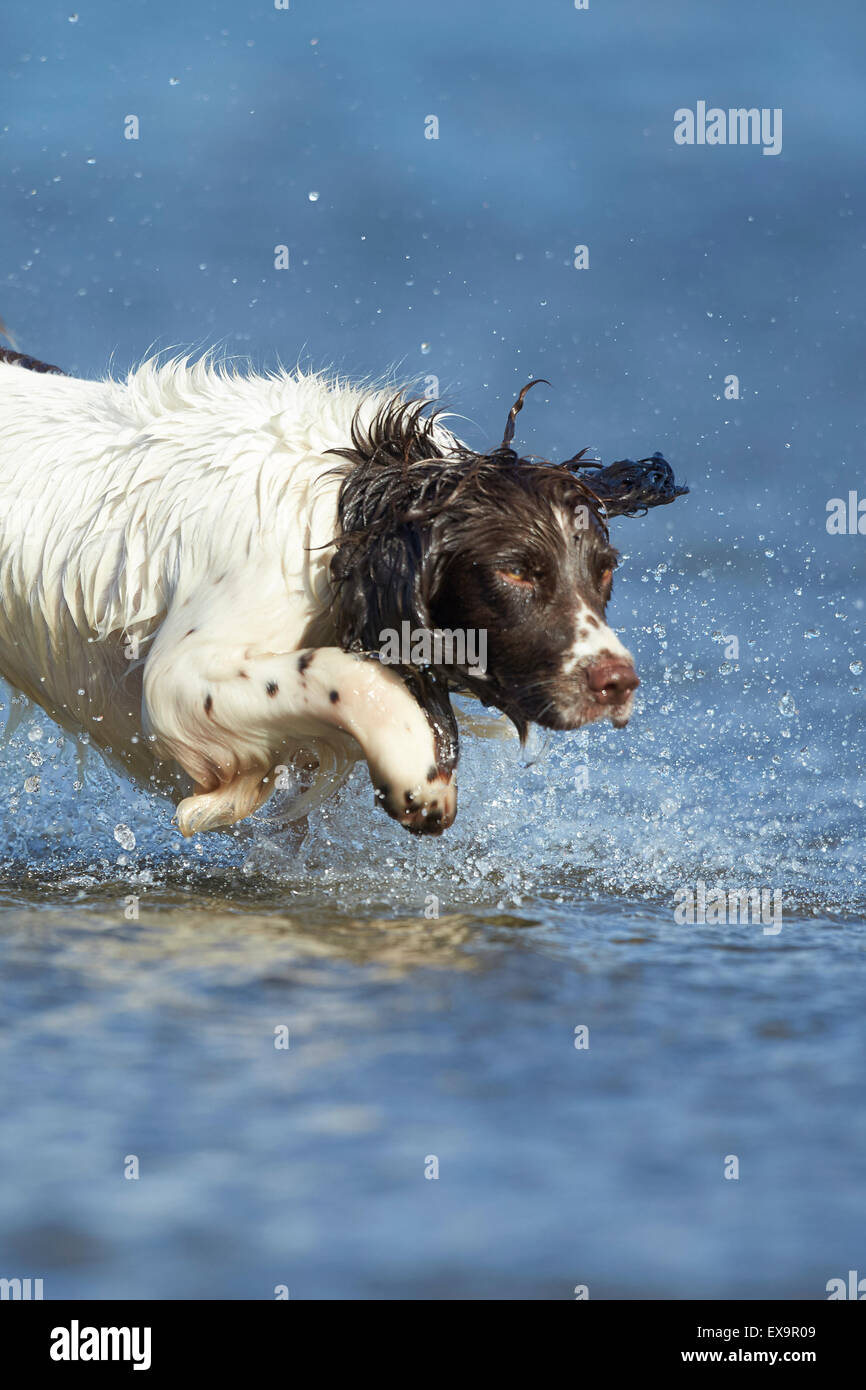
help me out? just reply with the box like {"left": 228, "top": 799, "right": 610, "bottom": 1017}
{"left": 0, "top": 347, "right": 65, "bottom": 374}
{"left": 574, "top": 452, "right": 689, "bottom": 518}
{"left": 0, "top": 315, "right": 65, "bottom": 374}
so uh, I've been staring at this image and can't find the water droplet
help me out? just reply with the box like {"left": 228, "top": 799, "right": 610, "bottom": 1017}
{"left": 850, "top": 660, "right": 863, "bottom": 676}
{"left": 420, "top": 342, "right": 431, "bottom": 355}
{"left": 778, "top": 693, "right": 796, "bottom": 717}
{"left": 169, "top": 76, "right": 180, "bottom": 86}
{"left": 68, "top": 13, "right": 79, "bottom": 22}
{"left": 520, "top": 724, "right": 549, "bottom": 767}
{"left": 114, "top": 823, "right": 136, "bottom": 851}
{"left": 804, "top": 629, "right": 819, "bottom": 640}
{"left": 307, "top": 190, "right": 319, "bottom": 202}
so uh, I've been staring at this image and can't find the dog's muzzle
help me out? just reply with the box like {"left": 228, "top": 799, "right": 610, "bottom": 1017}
{"left": 538, "top": 654, "right": 639, "bottom": 731}
{"left": 587, "top": 657, "right": 639, "bottom": 704}
{"left": 585, "top": 655, "right": 639, "bottom": 728}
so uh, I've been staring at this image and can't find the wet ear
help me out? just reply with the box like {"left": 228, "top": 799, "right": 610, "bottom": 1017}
{"left": 399, "top": 667, "right": 460, "bottom": 776}
{"left": 330, "top": 532, "right": 458, "bottom": 783}
{"left": 330, "top": 521, "right": 429, "bottom": 653}
{"left": 577, "top": 452, "right": 688, "bottom": 518}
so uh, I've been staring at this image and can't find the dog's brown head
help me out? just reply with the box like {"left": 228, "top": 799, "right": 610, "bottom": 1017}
{"left": 329, "top": 382, "right": 688, "bottom": 754}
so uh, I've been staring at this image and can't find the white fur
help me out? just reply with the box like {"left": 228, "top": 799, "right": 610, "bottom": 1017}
{"left": 0, "top": 356, "right": 456, "bottom": 834}
{"left": 562, "top": 599, "right": 632, "bottom": 672}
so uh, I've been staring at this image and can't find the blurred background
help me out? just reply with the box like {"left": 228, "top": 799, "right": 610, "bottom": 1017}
{"left": 0, "top": 0, "right": 864, "bottom": 1299}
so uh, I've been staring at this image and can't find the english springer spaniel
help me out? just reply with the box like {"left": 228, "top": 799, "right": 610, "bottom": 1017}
{"left": 0, "top": 347, "right": 687, "bottom": 837}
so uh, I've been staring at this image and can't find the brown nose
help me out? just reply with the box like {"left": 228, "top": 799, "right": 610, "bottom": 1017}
{"left": 586, "top": 658, "right": 639, "bottom": 704}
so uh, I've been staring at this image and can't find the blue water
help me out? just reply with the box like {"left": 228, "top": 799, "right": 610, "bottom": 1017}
{"left": 1, "top": 0, "right": 864, "bottom": 1298}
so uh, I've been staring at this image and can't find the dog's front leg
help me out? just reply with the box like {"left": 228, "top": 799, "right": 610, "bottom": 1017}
{"left": 143, "top": 640, "right": 457, "bottom": 836}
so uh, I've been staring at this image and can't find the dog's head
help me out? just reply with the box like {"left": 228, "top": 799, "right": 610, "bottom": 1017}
{"left": 329, "top": 382, "right": 688, "bottom": 747}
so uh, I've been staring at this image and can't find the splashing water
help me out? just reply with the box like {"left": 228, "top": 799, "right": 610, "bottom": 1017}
{"left": 1, "top": 543, "right": 862, "bottom": 916}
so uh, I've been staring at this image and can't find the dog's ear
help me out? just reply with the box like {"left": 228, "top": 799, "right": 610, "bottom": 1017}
{"left": 330, "top": 527, "right": 459, "bottom": 776}
{"left": 330, "top": 520, "right": 430, "bottom": 654}
{"left": 398, "top": 666, "right": 460, "bottom": 776}
{"left": 576, "top": 452, "right": 688, "bottom": 518}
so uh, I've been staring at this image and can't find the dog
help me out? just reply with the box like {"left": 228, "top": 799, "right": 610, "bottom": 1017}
{"left": 0, "top": 347, "right": 687, "bottom": 837}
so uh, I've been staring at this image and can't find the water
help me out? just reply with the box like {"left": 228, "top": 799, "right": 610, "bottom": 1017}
{"left": 1, "top": 0, "right": 865, "bottom": 1298}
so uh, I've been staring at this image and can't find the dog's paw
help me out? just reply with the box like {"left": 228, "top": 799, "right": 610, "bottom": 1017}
{"left": 175, "top": 792, "right": 234, "bottom": 837}
{"left": 373, "top": 771, "right": 457, "bottom": 836}
{"left": 174, "top": 769, "right": 274, "bottom": 836}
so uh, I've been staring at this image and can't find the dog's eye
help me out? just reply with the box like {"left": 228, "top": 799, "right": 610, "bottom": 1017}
{"left": 596, "top": 556, "right": 617, "bottom": 591}
{"left": 497, "top": 567, "right": 536, "bottom": 589}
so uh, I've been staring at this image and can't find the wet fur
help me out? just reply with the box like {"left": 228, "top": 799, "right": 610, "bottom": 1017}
{"left": 0, "top": 349, "right": 687, "bottom": 836}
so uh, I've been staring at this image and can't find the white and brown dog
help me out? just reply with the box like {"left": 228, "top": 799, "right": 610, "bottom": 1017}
{"left": 0, "top": 349, "right": 686, "bottom": 837}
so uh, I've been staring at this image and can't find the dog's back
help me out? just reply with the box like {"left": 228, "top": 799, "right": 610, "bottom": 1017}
{"left": 0, "top": 359, "right": 358, "bottom": 781}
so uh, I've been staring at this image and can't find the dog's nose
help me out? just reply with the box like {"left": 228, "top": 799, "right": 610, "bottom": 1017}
{"left": 586, "top": 658, "right": 639, "bottom": 704}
